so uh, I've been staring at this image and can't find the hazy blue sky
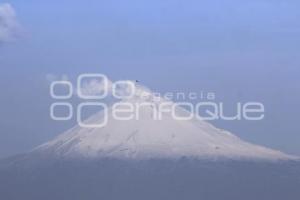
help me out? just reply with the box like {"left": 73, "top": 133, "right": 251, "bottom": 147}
{"left": 0, "top": 0, "right": 299, "bottom": 158}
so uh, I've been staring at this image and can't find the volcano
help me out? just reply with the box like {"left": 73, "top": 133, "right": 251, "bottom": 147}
{"left": 33, "top": 83, "right": 296, "bottom": 161}
{"left": 0, "top": 83, "right": 299, "bottom": 200}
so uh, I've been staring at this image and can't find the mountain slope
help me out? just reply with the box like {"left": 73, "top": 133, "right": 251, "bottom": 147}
{"left": 1, "top": 83, "right": 299, "bottom": 200}
{"left": 33, "top": 84, "right": 296, "bottom": 161}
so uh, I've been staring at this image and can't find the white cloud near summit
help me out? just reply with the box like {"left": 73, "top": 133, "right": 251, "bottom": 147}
{"left": 0, "top": 3, "right": 21, "bottom": 43}
{"left": 78, "top": 78, "right": 113, "bottom": 97}
{"left": 46, "top": 74, "right": 113, "bottom": 97}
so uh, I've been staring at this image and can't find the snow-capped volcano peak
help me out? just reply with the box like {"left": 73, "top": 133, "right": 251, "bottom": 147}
{"left": 34, "top": 83, "right": 297, "bottom": 161}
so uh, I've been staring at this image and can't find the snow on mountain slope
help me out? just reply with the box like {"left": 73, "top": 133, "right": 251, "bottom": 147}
{"left": 34, "top": 83, "right": 297, "bottom": 161}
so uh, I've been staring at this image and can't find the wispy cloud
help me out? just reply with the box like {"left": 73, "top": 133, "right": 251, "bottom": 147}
{"left": 78, "top": 78, "right": 113, "bottom": 97}
{"left": 46, "top": 74, "right": 137, "bottom": 100}
{"left": 0, "top": 3, "right": 21, "bottom": 43}
{"left": 46, "top": 74, "right": 113, "bottom": 97}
